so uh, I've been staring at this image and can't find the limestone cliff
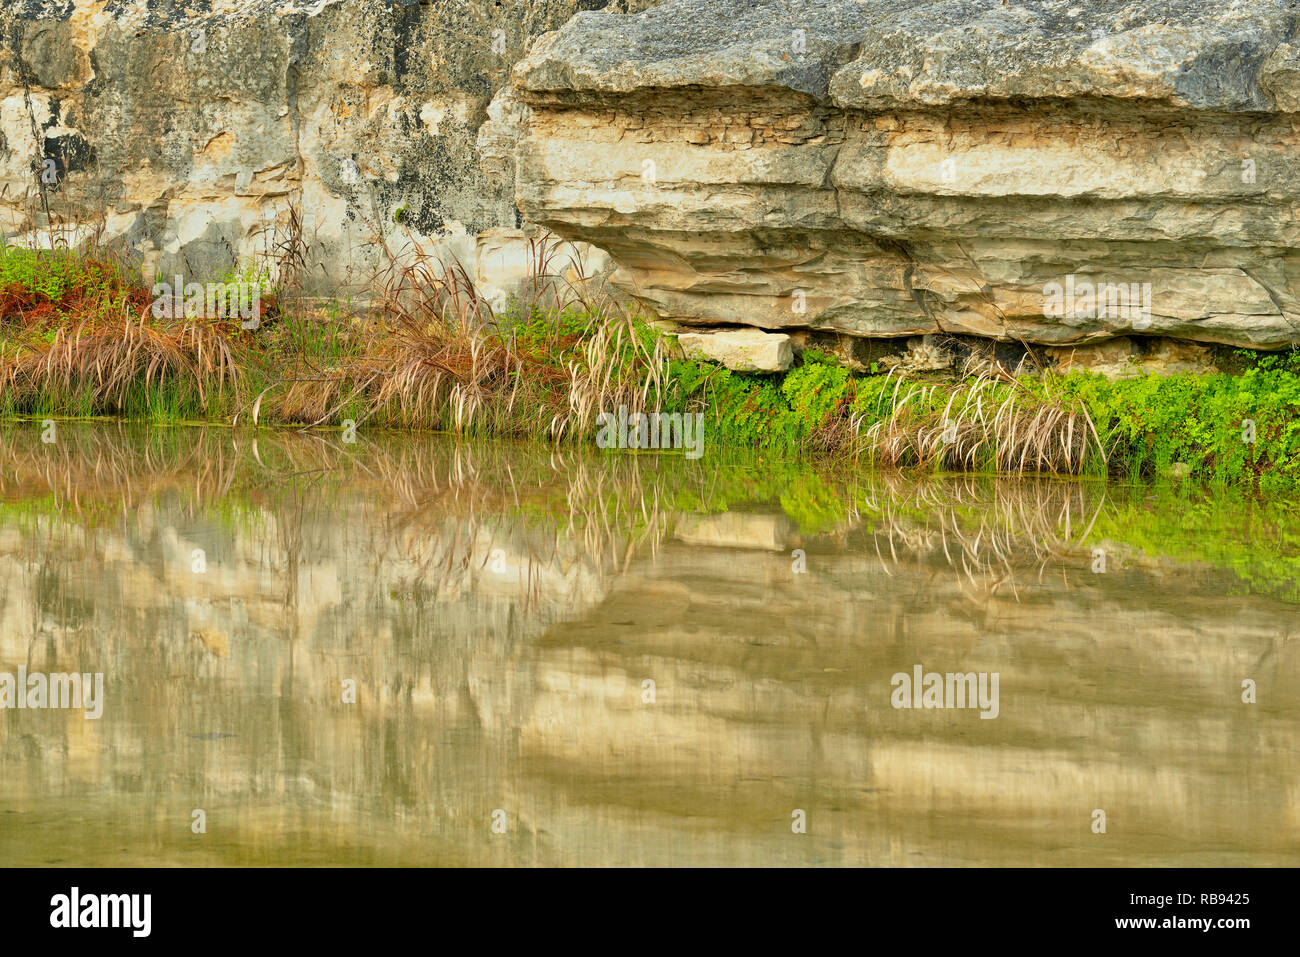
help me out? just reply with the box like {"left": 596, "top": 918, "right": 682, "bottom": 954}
{"left": 507, "top": 0, "right": 1300, "bottom": 351}
{"left": 5, "top": 0, "right": 1300, "bottom": 358}
{"left": 0, "top": 0, "right": 657, "bottom": 295}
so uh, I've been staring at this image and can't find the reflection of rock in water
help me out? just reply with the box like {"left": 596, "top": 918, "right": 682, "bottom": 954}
{"left": 0, "top": 424, "right": 1296, "bottom": 865}
{"left": 674, "top": 512, "right": 798, "bottom": 552}
{"left": 507, "top": 517, "right": 1300, "bottom": 865}
{"left": 0, "top": 428, "right": 624, "bottom": 864}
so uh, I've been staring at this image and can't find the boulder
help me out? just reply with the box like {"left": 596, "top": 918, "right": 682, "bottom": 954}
{"left": 677, "top": 327, "right": 794, "bottom": 372}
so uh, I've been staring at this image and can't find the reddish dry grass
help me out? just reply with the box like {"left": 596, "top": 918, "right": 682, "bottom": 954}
{"left": 1, "top": 228, "right": 666, "bottom": 435}
{"left": 0, "top": 278, "right": 149, "bottom": 329}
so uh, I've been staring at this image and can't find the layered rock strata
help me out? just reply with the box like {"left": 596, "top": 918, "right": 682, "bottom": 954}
{"left": 508, "top": 0, "right": 1300, "bottom": 350}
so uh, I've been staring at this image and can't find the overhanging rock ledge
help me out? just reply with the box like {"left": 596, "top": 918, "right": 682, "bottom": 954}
{"left": 504, "top": 0, "right": 1300, "bottom": 351}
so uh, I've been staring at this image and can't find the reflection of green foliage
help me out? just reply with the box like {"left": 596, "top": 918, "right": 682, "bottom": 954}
{"left": 778, "top": 474, "right": 849, "bottom": 534}
{"left": 654, "top": 458, "right": 851, "bottom": 534}
{"left": 1, "top": 423, "right": 1297, "bottom": 602}
{"left": 1086, "top": 486, "right": 1300, "bottom": 598}
{"left": 1083, "top": 483, "right": 1300, "bottom": 602}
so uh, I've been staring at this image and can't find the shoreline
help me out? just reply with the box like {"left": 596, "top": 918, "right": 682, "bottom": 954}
{"left": 2, "top": 245, "right": 1298, "bottom": 491}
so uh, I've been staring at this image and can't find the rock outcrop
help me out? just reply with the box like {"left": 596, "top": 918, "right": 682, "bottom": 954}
{"left": 507, "top": 0, "right": 1300, "bottom": 351}
{"left": 0, "top": 0, "right": 657, "bottom": 293}
{"left": 6, "top": 0, "right": 1300, "bottom": 359}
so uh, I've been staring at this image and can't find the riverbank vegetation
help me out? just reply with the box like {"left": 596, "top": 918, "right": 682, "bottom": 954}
{"left": 1, "top": 239, "right": 1297, "bottom": 491}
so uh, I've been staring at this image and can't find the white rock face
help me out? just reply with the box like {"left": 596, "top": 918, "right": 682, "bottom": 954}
{"left": 508, "top": 0, "right": 1300, "bottom": 351}
{"left": 0, "top": 0, "right": 658, "bottom": 292}
{"left": 677, "top": 328, "right": 794, "bottom": 372}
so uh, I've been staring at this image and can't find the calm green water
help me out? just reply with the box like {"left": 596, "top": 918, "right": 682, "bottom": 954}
{"left": 0, "top": 422, "right": 1296, "bottom": 866}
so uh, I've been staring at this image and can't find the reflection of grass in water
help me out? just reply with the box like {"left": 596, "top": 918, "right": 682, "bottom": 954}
{"left": 851, "top": 472, "right": 1300, "bottom": 603}
{"left": 0, "top": 422, "right": 1295, "bottom": 602}
{"left": 651, "top": 460, "right": 852, "bottom": 535}
{"left": 0, "top": 425, "right": 690, "bottom": 609}
{"left": 844, "top": 473, "right": 1103, "bottom": 602}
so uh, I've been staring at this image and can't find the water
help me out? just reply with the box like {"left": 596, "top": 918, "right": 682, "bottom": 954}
{"left": 0, "top": 422, "right": 1296, "bottom": 866}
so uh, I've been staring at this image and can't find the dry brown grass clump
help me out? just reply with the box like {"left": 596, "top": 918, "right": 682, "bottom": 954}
{"left": 1, "top": 314, "right": 243, "bottom": 413}
{"left": 0, "top": 219, "right": 668, "bottom": 437}
{"left": 855, "top": 359, "right": 1105, "bottom": 474}
{"left": 274, "top": 232, "right": 671, "bottom": 439}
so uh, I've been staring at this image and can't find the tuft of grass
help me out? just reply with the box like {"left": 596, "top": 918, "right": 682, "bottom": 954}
{"left": 0, "top": 220, "right": 671, "bottom": 438}
{"left": 854, "top": 358, "right": 1104, "bottom": 474}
